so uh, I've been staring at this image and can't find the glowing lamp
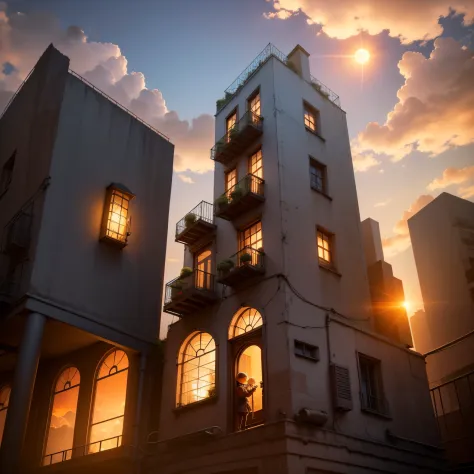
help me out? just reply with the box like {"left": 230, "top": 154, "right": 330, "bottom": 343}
{"left": 100, "top": 183, "right": 135, "bottom": 248}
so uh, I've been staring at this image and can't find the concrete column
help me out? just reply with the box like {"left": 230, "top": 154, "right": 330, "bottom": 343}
{"left": 0, "top": 312, "right": 46, "bottom": 474}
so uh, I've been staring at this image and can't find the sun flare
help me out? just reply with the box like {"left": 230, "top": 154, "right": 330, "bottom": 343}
{"left": 354, "top": 48, "right": 370, "bottom": 64}
{"left": 402, "top": 301, "right": 410, "bottom": 311}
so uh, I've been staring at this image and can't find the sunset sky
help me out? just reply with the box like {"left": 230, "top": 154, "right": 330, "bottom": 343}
{"left": 1, "top": 0, "right": 473, "bottom": 337}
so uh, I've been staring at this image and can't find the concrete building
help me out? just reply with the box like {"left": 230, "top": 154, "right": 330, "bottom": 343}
{"left": 409, "top": 310, "right": 432, "bottom": 355}
{"left": 157, "top": 44, "right": 442, "bottom": 474}
{"left": 0, "top": 45, "right": 174, "bottom": 473}
{"left": 361, "top": 218, "right": 412, "bottom": 346}
{"left": 408, "top": 193, "right": 474, "bottom": 471}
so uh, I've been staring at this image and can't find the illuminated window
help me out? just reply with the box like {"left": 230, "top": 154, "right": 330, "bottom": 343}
{"left": 304, "top": 103, "right": 318, "bottom": 132}
{"left": 43, "top": 368, "right": 80, "bottom": 465}
{"left": 88, "top": 350, "right": 129, "bottom": 454}
{"left": 195, "top": 248, "right": 212, "bottom": 290}
{"left": 0, "top": 385, "right": 11, "bottom": 447}
{"left": 248, "top": 91, "right": 261, "bottom": 118}
{"left": 239, "top": 221, "right": 263, "bottom": 252}
{"left": 176, "top": 332, "right": 216, "bottom": 407}
{"left": 100, "top": 183, "right": 134, "bottom": 248}
{"left": 317, "top": 229, "right": 332, "bottom": 265}
{"left": 310, "top": 158, "right": 326, "bottom": 194}
{"left": 226, "top": 111, "right": 237, "bottom": 142}
{"left": 228, "top": 307, "right": 263, "bottom": 339}
{"left": 249, "top": 149, "right": 263, "bottom": 179}
{"left": 238, "top": 345, "right": 263, "bottom": 413}
{"left": 225, "top": 169, "right": 237, "bottom": 194}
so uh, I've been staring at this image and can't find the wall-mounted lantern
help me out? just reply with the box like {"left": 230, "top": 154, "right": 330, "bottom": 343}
{"left": 100, "top": 183, "right": 135, "bottom": 249}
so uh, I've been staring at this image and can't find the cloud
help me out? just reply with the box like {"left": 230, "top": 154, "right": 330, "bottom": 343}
{"left": 177, "top": 174, "right": 195, "bottom": 184}
{"left": 0, "top": 4, "right": 214, "bottom": 173}
{"left": 374, "top": 199, "right": 391, "bottom": 207}
{"left": 351, "top": 140, "right": 381, "bottom": 172}
{"left": 357, "top": 38, "right": 474, "bottom": 162}
{"left": 382, "top": 194, "right": 434, "bottom": 257}
{"left": 459, "top": 184, "right": 474, "bottom": 199}
{"left": 427, "top": 165, "right": 474, "bottom": 190}
{"left": 263, "top": 0, "right": 474, "bottom": 43}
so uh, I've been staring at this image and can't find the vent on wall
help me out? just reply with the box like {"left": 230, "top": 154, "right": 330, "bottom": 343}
{"left": 330, "top": 364, "right": 353, "bottom": 411}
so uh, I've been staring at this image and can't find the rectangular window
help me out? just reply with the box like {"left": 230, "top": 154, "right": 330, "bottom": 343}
{"left": 248, "top": 91, "right": 261, "bottom": 118}
{"left": 317, "top": 229, "right": 332, "bottom": 265}
{"left": 304, "top": 103, "right": 319, "bottom": 133}
{"left": 358, "top": 354, "right": 388, "bottom": 415}
{"left": 239, "top": 221, "right": 263, "bottom": 251}
{"left": 249, "top": 149, "right": 263, "bottom": 179}
{"left": 225, "top": 168, "right": 237, "bottom": 193}
{"left": 294, "top": 340, "right": 320, "bottom": 361}
{"left": 0, "top": 151, "right": 16, "bottom": 197}
{"left": 226, "top": 110, "right": 237, "bottom": 142}
{"left": 310, "top": 158, "right": 326, "bottom": 194}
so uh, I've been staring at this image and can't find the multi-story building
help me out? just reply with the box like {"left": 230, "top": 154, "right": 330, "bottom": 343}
{"left": 0, "top": 45, "right": 174, "bottom": 473}
{"left": 156, "top": 44, "right": 442, "bottom": 474}
{"left": 408, "top": 193, "right": 474, "bottom": 471}
{"left": 409, "top": 310, "right": 432, "bottom": 354}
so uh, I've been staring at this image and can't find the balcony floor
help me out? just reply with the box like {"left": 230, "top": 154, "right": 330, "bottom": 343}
{"left": 163, "top": 287, "right": 219, "bottom": 317}
{"left": 217, "top": 264, "right": 265, "bottom": 287}
{"left": 175, "top": 220, "right": 216, "bottom": 246}
{"left": 216, "top": 192, "right": 265, "bottom": 221}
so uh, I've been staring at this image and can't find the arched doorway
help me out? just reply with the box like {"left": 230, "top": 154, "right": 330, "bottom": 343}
{"left": 229, "top": 307, "right": 264, "bottom": 430}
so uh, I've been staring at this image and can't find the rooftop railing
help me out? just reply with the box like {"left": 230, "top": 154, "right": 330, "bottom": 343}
{"left": 175, "top": 201, "right": 214, "bottom": 238}
{"left": 215, "top": 43, "right": 340, "bottom": 113}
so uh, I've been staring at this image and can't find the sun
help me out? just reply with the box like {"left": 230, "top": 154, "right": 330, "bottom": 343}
{"left": 402, "top": 301, "right": 410, "bottom": 311}
{"left": 354, "top": 48, "right": 370, "bottom": 65}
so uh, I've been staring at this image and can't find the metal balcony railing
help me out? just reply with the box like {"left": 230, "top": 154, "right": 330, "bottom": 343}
{"left": 175, "top": 201, "right": 214, "bottom": 237}
{"left": 215, "top": 173, "right": 264, "bottom": 208}
{"left": 210, "top": 111, "right": 263, "bottom": 163}
{"left": 215, "top": 43, "right": 341, "bottom": 113}
{"left": 218, "top": 247, "right": 265, "bottom": 284}
{"left": 164, "top": 269, "right": 216, "bottom": 306}
{"left": 42, "top": 435, "right": 122, "bottom": 465}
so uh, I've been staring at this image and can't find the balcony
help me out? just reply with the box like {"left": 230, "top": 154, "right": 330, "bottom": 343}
{"left": 210, "top": 111, "right": 263, "bottom": 166}
{"left": 163, "top": 269, "right": 219, "bottom": 317}
{"left": 215, "top": 174, "right": 264, "bottom": 221}
{"left": 217, "top": 247, "right": 265, "bottom": 287}
{"left": 175, "top": 201, "right": 216, "bottom": 246}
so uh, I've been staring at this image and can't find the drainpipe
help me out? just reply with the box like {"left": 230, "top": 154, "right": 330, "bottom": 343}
{"left": 134, "top": 352, "right": 147, "bottom": 474}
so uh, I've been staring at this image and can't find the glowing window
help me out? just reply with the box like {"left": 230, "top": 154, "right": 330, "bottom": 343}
{"left": 248, "top": 92, "right": 261, "bottom": 118}
{"left": 88, "top": 350, "right": 129, "bottom": 454}
{"left": 43, "top": 368, "right": 80, "bottom": 465}
{"left": 176, "top": 332, "right": 216, "bottom": 407}
{"left": 239, "top": 221, "right": 263, "bottom": 251}
{"left": 249, "top": 149, "right": 263, "bottom": 179}
{"left": 226, "top": 111, "right": 237, "bottom": 142}
{"left": 237, "top": 345, "right": 263, "bottom": 413}
{"left": 317, "top": 229, "right": 332, "bottom": 264}
{"left": 228, "top": 307, "right": 263, "bottom": 339}
{"left": 304, "top": 104, "right": 318, "bottom": 132}
{"left": 225, "top": 169, "right": 237, "bottom": 194}
{"left": 0, "top": 385, "right": 11, "bottom": 447}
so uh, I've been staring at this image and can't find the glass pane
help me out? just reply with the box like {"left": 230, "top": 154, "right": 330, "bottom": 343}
{"left": 229, "top": 307, "right": 263, "bottom": 339}
{"left": 237, "top": 345, "right": 263, "bottom": 412}
{"left": 44, "top": 385, "right": 79, "bottom": 464}
{"left": 98, "top": 350, "right": 129, "bottom": 379}
{"left": 0, "top": 410, "right": 7, "bottom": 447}
{"left": 88, "top": 417, "right": 123, "bottom": 454}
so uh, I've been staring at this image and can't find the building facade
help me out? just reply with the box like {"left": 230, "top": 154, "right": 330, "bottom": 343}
{"left": 156, "top": 44, "right": 442, "bottom": 474}
{"left": 408, "top": 193, "right": 474, "bottom": 471}
{"left": 0, "top": 45, "right": 174, "bottom": 473}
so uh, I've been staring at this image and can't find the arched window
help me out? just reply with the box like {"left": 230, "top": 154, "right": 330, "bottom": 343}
{"left": 0, "top": 385, "right": 11, "bottom": 447}
{"left": 228, "top": 307, "right": 263, "bottom": 339}
{"left": 89, "top": 349, "right": 129, "bottom": 454}
{"left": 176, "top": 332, "right": 216, "bottom": 407}
{"left": 43, "top": 368, "right": 80, "bottom": 465}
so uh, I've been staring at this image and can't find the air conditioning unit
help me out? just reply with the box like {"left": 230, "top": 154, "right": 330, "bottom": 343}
{"left": 4, "top": 212, "right": 31, "bottom": 254}
{"left": 330, "top": 364, "right": 353, "bottom": 411}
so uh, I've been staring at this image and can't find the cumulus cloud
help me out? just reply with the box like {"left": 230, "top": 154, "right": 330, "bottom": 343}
{"left": 351, "top": 140, "right": 380, "bottom": 172}
{"left": 374, "top": 199, "right": 391, "bottom": 208}
{"left": 382, "top": 194, "right": 434, "bottom": 257}
{"left": 427, "top": 165, "right": 474, "bottom": 190}
{"left": 177, "top": 174, "right": 195, "bottom": 184}
{"left": 263, "top": 0, "right": 474, "bottom": 43}
{"left": 357, "top": 38, "right": 474, "bottom": 162}
{"left": 0, "top": 4, "right": 214, "bottom": 173}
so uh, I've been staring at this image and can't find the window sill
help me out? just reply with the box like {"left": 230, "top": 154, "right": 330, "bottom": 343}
{"left": 361, "top": 407, "right": 392, "bottom": 420}
{"left": 305, "top": 127, "right": 326, "bottom": 142}
{"left": 311, "top": 186, "right": 332, "bottom": 201}
{"left": 174, "top": 395, "right": 218, "bottom": 414}
{"left": 319, "top": 263, "right": 342, "bottom": 277}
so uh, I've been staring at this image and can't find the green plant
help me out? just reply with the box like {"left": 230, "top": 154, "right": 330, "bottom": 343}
{"left": 215, "top": 194, "right": 229, "bottom": 208}
{"left": 179, "top": 266, "right": 193, "bottom": 279}
{"left": 184, "top": 213, "right": 197, "bottom": 227}
{"left": 240, "top": 252, "right": 252, "bottom": 264}
{"left": 230, "top": 186, "right": 243, "bottom": 201}
{"left": 215, "top": 138, "right": 226, "bottom": 154}
{"left": 311, "top": 82, "right": 321, "bottom": 92}
{"left": 257, "top": 247, "right": 265, "bottom": 255}
{"left": 217, "top": 259, "right": 234, "bottom": 272}
{"left": 229, "top": 126, "right": 239, "bottom": 141}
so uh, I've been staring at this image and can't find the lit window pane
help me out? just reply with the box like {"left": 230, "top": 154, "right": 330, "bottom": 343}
{"left": 249, "top": 149, "right": 263, "bottom": 179}
{"left": 237, "top": 345, "right": 263, "bottom": 412}
{"left": 0, "top": 385, "right": 11, "bottom": 447}
{"left": 88, "top": 418, "right": 123, "bottom": 454}
{"left": 249, "top": 93, "right": 261, "bottom": 117}
{"left": 228, "top": 307, "right": 263, "bottom": 339}
{"left": 317, "top": 230, "right": 332, "bottom": 264}
{"left": 43, "top": 368, "right": 80, "bottom": 465}
{"left": 304, "top": 108, "right": 317, "bottom": 132}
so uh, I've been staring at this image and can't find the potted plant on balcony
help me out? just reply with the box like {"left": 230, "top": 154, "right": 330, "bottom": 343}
{"left": 229, "top": 126, "right": 239, "bottom": 142}
{"left": 184, "top": 213, "right": 197, "bottom": 228}
{"left": 240, "top": 252, "right": 252, "bottom": 266}
{"left": 230, "top": 186, "right": 243, "bottom": 203}
{"left": 171, "top": 267, "right": 193, "bottom": 300}
{"left": 215, "top": 194, "right": 229, "bottom": 213}
{"left": 217, "top": 259, "right": 234, "bottom": 278}
{"left": 215, "top": 138, "right": 226, "bottom": 155}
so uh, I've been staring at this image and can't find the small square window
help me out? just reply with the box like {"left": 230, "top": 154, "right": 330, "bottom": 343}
{"left": 225, "top": 168, "right": 237, "bottom": 193}
{"left": 248, "top": 90, "right": 261, "bottom": 118}
{"left": 358, "top": 354, "right": 389, "bottom": 416}
{"left": 294, "top": 340, "right": 319, "bottom": 361}
{"left": 0, "top": 151, "right": 16, "bottom": 197}
{"left": 304, "top": 102, "right": 319, "bottom": 133}
{"left": 310, "top": 158, "right": 327, "bottom": 194}
{"left": 317, "top": 228, "right": 333, "bottom": 265}
{"left": 249, "top": 149, "right": 263, "bottom": 179}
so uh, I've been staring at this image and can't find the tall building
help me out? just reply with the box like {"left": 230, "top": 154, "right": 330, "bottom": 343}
{"left": 408, "top": 192, "right": 474, "bottom": 471}
{"left": 0, "top": 45, "right": 173, "bottom": 473}
{"left": 156, "top": 44, "right": 441, "bottom": 474}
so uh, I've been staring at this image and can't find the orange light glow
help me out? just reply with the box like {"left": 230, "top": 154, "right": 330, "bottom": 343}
{"left": 354, "top": 48, "right": 370, "bottom": 64}
{"left": 402, "top": 301, "right": 410, "bottom": 311}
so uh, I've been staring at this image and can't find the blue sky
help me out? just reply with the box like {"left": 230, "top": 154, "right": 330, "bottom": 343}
{"left": 2, "top": 0, "right": 474, "bottom": 335}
